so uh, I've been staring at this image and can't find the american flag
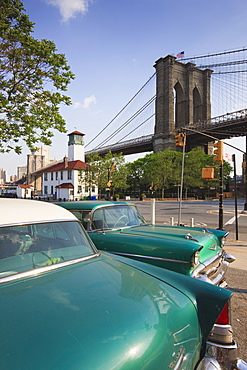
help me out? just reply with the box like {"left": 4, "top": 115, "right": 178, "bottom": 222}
{"left": 176, "top": 51, "right": 184, "bottom": 58}
{"left": 225, "top": 153, "right": 232, "bottom": 161}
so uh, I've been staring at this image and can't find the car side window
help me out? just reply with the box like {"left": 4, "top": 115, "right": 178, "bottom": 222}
{"left": 71, "top": 210, "right": 90, "bottom": 230}
{"left": 0, "top": 221, "right": 96, "bottom": 275}
{"left": 92, "top": 209, "right": 104, "bottom": 230}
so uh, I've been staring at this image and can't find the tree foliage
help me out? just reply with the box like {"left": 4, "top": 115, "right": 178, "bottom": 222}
{"left": 0, "top": 0, "right": 75, "bottom": 153}
{"left": 127, "top": 147, "right": 233, "bottom": 198}
{"left": 143, "top": 149, "right": 181, "bottom": 198}
{"left": 126, "top": 156, "right": 152, "bottom": 196}
{"left": 81, "top": 151, "right": 129, "bottom": 198}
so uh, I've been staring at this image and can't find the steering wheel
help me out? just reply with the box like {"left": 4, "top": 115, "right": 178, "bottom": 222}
{"left": 113, "top": 215, "right": 129, "bottom": 228}
{"left": 32, "top": 252, "right": 64, "bottom": 269}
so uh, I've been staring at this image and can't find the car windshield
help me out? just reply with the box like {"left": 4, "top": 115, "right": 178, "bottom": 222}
{"left": 91, "top": 205, "right": 146, "bottom": 230}
{"left": 0, "top": 221, "right": 97, "bottom": 277}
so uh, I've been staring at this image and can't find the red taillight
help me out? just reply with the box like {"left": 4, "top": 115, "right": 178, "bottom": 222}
{"left": 215, "top": 302, "right": 230, "bottom": 325}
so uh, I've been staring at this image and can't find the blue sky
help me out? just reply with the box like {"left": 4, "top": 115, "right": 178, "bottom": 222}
{"left": 1, "top": 0, "right": 247, "bottom": 175}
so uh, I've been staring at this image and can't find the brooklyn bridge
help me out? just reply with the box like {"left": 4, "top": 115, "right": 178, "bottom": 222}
{"left": 85, "top": 47, "right": 247, "bottom": 158}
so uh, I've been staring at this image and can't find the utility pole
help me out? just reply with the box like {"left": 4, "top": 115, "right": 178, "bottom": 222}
{"left": 175, "top": 133, "right": 186, "bottom": 225}
{"left": 232, "top": 154, "right": 239, "bottom": 240}
{"left": 245, "top": 134, "right": 247, "bottom": 211}
{"left": 218, "top": 163, "right": 224, "bottom": 230}
{"left": 213, "top": 140, "right": 224, "bottom": 229}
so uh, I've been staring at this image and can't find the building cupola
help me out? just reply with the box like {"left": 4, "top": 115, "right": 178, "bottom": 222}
{"left": 68, "top": 131, "right": 85, "bottom": 162}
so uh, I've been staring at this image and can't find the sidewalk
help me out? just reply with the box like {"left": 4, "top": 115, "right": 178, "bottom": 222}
{"left": 225, "top": 238, "right": 247, "bottom": 270}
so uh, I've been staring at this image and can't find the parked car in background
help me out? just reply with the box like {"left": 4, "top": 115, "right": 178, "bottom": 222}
{"left": 57, "top": 201, "right": 235, "bottom": 287}
{"left": 0, "top": 199, "right": 246, "bottom": 369}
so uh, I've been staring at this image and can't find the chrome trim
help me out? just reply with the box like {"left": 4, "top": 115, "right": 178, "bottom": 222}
{"left": 185, "top": 233, "right": 199, "bottom": 242}
{"left": 191, "top": 249, "right": 232, "bottom": 285}
{"left": 0, "top": 219, "right": 75, "bottom": 228}
{"left": 0, "top": 253, "right": 100, "bottom": 284}
{"left": 206, "top": 340, "right": 247, "bottom": 370}
{"left": 236, "top": 359, "right": 247, "bottom": 370}
{"left": 192, "top": 250, "right": 224, "bottom": 275}
{"left": 224, "top": 253, "right": 236, "bottom": 263}
{"left": 107, "top": 251, "right": 189, "bottom": 264}
{"left": 201, "top": 228, "right": 213, "bottom": 234}
{"left": 196, "top": 356, "right": 221, "bottom": 369}
{"left": 208, "top": 324, "right": 233, "bottom": 344}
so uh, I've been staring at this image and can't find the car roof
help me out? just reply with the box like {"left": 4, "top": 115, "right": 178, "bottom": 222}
{"left": 56, "top": 200, "right": 134, "bottom": 210}
{"left": 0, "top": 199, "right": 77, "bottom": 227}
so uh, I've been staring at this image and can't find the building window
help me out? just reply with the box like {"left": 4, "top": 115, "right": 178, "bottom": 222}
{"left": 44, "top": 186, "right": 48, "bottom": 195}
{"left": 61, "top": 171, "right": 63, "bottom": 180}
{"left": 56, "top": 172, "right": 58, "bottom": 180}
{"left": 85, "top": 186, "right": 88, "bottom": 192}
{"left": 44, "top": 173, "right": 48, "bottom": 181}
{"left": 51, "top": 172, "right": 53, "bottom": 181}
{"left": 51, "top": 186, "right": 53, "bottom": 194}
{"left": 78, "top": 185, "right": 82, "bottom": 194}
{"left": 68, "top": 170, "right": 72, "bottom": 180}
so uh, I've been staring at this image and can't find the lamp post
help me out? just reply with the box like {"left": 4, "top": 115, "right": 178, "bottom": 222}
{"left": 244, "top": 134, "right": 247, "bottom": 211}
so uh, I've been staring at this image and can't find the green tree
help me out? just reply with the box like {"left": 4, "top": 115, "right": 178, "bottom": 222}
{"left": 81, "top": 151, "right": 129, "bottom": 199}
{"left": 144, "top": 149, "right": 181, "bottom": 198}
{"left": 183, "top": 148, "right": 210, "bottom": 197}
{"left": 0, "top": 0, "right": 75, "bottom": 153}
{"left": 126, "top": 156, "right": 152, "bottom": 197}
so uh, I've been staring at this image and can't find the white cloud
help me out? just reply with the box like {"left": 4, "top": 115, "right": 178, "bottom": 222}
{"left": 83, "top": 95, "right": 96, "bottom": 108}
{"left": 73, "top": 102, "right": 83, "bottom": 109}
{"left": 46, "top": 0, "right": 91, "bottom": 22}
{"left": 73, "top": 95, "right": 97, "bottom": 109}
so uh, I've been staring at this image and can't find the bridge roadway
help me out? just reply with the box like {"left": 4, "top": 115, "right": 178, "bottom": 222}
{"left": 85, "top": 108, "right": 247, "bottom": 158}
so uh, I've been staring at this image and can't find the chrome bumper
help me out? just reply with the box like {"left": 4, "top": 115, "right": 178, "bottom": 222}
{"left": 197, "top": 322, "right": 247, "bottom": 370}
{"left": 192, "top": 250, "right": 236, "bottom": 286}
{"left": 196, "top": 341, "right": 247, "bottom": 370}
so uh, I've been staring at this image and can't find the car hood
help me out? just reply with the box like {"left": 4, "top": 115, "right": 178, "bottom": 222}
{"left": 0, "top": 253, "right": 230, "bottom": 370}
{"left": 118, "top": 224, "right": 223, "bottom": 259}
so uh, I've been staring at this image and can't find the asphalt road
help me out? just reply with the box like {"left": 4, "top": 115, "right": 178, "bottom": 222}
{"left": 132, "top": 199, "right": 247, "bottom": 360}
{"left": 133, "top": 198, "right": 247, "bottom": 240}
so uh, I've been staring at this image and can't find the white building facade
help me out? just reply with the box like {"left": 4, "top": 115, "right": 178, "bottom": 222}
{"left": 17, "top": 184, "right": 34, "bottom": 198}
{"left": 39, "top": 131, "right": 98, "bottom": 201}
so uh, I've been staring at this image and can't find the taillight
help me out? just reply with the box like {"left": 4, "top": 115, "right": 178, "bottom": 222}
{"left": 215, "top": 302, "right": 230, "bottom": 325}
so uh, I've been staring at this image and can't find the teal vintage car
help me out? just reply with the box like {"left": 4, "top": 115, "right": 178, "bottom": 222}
{"left": 57, "top": 201, "right": 236, "bottom": 287}
{"left": 0, "top": 199, "right": 246, "bottom": 369}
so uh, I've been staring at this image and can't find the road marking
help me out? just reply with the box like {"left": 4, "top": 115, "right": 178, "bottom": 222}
{"left": 224, "top": 215, "right": 241, "bottom": 225}
{"left": 207, "top": 209, "right": 247, "bottom": 216}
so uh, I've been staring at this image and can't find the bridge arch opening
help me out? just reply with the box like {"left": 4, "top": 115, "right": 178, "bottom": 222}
{"left": 193, "top": 86, "right": 203, "bottom": 123}
{"left": 174, "top": 82, "right": 186, "bottom": 128}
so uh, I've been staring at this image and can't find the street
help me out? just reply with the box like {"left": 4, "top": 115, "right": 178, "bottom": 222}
{"left": 133, "top": 199, "right": 247, "bottom": 240}
{"left": 132, "top": 199, "right": 247, "bottom": 359}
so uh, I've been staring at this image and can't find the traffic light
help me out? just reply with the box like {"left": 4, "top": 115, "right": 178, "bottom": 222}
{"left": 213, "top": 141, "right": 224, "bottom": 163}
{"left": 202, "top": 167, "right": 215, "bottom": 179}
{"left": 109, "top": 164, "right": 116, "bottom": 176}
{"left": 175, "top": 133, "right": 186, "bottom": 146}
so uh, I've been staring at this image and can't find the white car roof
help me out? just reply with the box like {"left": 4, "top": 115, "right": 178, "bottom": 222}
{"left": 0, "top": 199, "right": 77, "bottom": 227}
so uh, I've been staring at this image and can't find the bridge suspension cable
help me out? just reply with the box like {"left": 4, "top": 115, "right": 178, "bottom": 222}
{"left": 85, "top": 72, "right": 156, "bottom": 149}
{"left": 114, "top": 113, "right": 155, "bottom": 144}
{"left": 92, "top": 95, "right": 156, "bottom": 150}
{"left": 178, "top": 46, "right": 247, "bottom": 61}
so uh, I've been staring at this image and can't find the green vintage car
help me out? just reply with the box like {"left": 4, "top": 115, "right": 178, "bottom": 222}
{"left": 57, "top": 201, "right": 236, "bottom": 287}
{"left": 1, "top": 199, "right": 246, "bottom": 369}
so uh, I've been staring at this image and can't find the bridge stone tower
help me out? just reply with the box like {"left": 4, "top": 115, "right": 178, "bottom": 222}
{"left": 153, "top": 55, "right": 212, "bottom": 152}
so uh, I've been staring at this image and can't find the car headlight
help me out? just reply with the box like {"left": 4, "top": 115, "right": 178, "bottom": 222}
{"left": 221, "top": 236, "right": 227, "bottom": 247}
{"left": 191, "top": 250, "right": 200, "bottom": 267}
